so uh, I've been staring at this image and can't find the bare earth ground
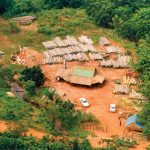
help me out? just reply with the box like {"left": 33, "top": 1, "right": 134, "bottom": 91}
{"left": 16, "top": 49, "right": 150, "bottom": 149}
{"left": 19, "top": 23, "right": 37, "bottom": 31}
{"left": 0, "top": 30, "right": 148, "bottom": 148}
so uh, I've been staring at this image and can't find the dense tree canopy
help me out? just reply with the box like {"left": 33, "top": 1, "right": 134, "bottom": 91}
{"left": 20, "top": 66, "right": 45, "bottom": 87}
{"left": 135, "top": 39, "right": 150, "bottom": 139}
{"left": 118, "top": 8, "right": 150, "bottom": 41}
{"left": 86, "top": 0, "right": 150, "bottom": 41}
{"left": 0, "top": 0, "right": 86, "bottom": 15}
{"left": 86, "top": 0, "right": 115, "bottom": 27}
{"left": 138, "top": 103, "right": 150, "bottom": 139}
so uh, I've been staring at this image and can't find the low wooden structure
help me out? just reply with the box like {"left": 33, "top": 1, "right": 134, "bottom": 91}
{"left": 11, "top": 82, "right": 24, "bottom": 99}
{"left": 105, "top": 46, "right": 120, "bottom": 53}
{"left": 56, "top": 66, "right": 105, "bottom": 86}
{"left": 101, "top": 59, "right": 115, "bottom": 67}
{"left": 42, "top": 35, "right": 79, "bottom": 50}
{"left": 43, "top": 35, "right": 98, "bottom": 64}
{"left": 12, "top": 16, "right": 36, "bottom": 25}
{"left": 113, "top": 56, "right": 131, "bottom": 68}
{"left": 89, "top": 52, "right": 103, "bottom": 60}
{"left": 100, "top": 37, "right": 110, "bottom": 46}
{"left": 78, "top": 35, "right": 93, "bottom": 45}
{"left": 113, "top": 84, "right": 130, "bottom": 94}
{"left": 101, "top": 56, "right": 131, "bottom": 68}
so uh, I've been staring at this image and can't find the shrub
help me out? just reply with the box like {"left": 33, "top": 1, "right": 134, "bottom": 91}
{"left": 8, "top": 21, "right": 20, "bottom": 33}
{"left": 24, "top": 80, "right": 36, "bottom": 95}
{"left": 38, "top": 25, "right": 52, "bottom": 35}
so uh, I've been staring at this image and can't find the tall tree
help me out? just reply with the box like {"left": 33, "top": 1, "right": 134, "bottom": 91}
{"left": 0, "top": 0, "right": 13, "bottom": 14}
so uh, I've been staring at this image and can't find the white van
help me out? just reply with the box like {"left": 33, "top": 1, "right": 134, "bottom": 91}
{"left": 110, "top": 104, "right": 117, "bottom": 112}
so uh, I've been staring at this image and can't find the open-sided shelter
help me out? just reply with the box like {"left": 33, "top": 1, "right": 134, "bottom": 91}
{"left": 125, "top": 114, "right": 144, "bottom": 131}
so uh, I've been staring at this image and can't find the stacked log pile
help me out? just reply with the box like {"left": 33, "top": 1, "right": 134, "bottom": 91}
{"left": 101, "top": 56, "right": 130, "bottom": 68}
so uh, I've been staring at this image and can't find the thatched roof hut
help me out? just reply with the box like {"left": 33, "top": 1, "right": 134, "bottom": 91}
{"left": 56, "top": 66, "right": 105, "bottom": 86}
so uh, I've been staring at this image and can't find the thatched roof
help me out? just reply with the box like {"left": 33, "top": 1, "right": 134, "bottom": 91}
{"left": 56, "top": 66, "right": 105, "bottom": 86}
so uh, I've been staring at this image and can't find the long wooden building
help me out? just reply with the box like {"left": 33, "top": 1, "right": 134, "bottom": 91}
{"left": 56, "top": 66, "right": 105, "bottom": 86}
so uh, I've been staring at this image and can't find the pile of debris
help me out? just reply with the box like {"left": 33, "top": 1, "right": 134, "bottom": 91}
{"left": 129, "top": 90, "right": 147, "bottom": 100}
{"left": 123, "top": 76, "right": 137, "bottom": 85}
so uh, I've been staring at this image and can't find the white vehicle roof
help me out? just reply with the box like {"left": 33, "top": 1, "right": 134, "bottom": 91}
{"left": 110, "top": 104, "right": 116, "bottom": 107}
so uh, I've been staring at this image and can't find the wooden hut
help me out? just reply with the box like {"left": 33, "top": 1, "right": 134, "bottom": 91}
{"left": 56, "top": 66, "right": 105, "bottom": 86}
{"left": 12, "top": 16, "right": 36, "bottom": 25}
{"left": 11, "top": 82, "right": 24, "bottom": 99}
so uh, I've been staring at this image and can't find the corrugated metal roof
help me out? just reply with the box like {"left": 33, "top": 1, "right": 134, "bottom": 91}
{"left": 126, "top": 114, "right": 137, "bottom": 126}
{"left": 125, "top": 114, "right": 144, "bottom": 128}
{"left": 72, "top": 66, "right": 95, "bottom": 78}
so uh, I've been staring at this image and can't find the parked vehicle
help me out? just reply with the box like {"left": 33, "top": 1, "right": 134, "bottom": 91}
{"left": 110, "top": 104, "right": 117, "bottom": 112}
{"left": 79, "top": 98, "right": 90, "bottom": 107}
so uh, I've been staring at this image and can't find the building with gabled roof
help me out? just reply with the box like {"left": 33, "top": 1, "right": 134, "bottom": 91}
{"left": 56, "top": 66, "right": 105, "bottom": 86}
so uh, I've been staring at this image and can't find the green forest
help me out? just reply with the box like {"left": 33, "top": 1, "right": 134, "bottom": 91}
{"left": 0, "top": 0, "right": 150, "bottom": 148}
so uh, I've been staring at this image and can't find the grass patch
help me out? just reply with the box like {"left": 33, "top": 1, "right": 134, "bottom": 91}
{"left": 67, "top": 127, "right": 90, "bottom": 139}
{"left": 0, "top": 8, "right": 136, "bottom": 65}
{"left": 0, "top": 88, "right": 47, "bottom": 131}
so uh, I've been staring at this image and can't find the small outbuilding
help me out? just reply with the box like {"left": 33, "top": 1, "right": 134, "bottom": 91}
{"left": 12, "top": 16, "right": 36, "bottom": 25}
{"left": 11, "top": 82, "right": 25, "bottom": 99}
{"left": 125, "top": 114, "right": 144, "bottom": 131}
